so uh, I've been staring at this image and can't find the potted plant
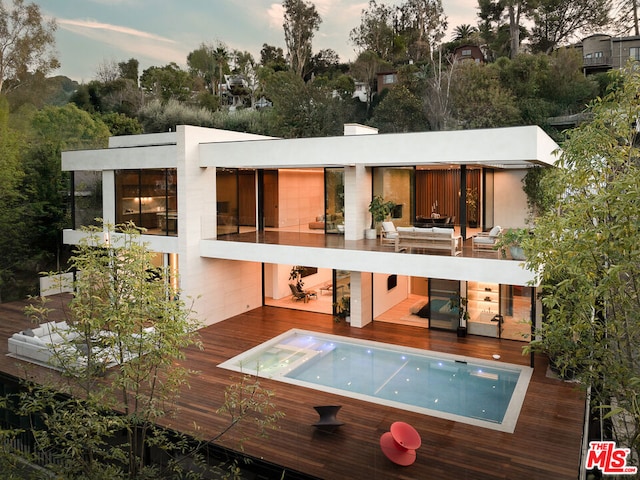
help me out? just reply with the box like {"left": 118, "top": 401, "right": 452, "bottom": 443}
{"left": 466, "top": 187, "right": 478, "bottom": 228}
{"left": 451, "top": 296, "right": 470, "bottom": 337}
{"left": 289, "top": 265, "right": 306, "bottom": 290}
{"left": 495, "top": 228, "right": 529, "bottom": 260}
{"left": 367, "top": 195, "right": 396, "bottom": 240}
{"left": 334, "top": 295, "right": 351, "bottom": 323}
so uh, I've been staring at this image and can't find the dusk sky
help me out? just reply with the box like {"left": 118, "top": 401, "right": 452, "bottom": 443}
{"left": 34, "top": 0, "right": 480, "bottom": 82}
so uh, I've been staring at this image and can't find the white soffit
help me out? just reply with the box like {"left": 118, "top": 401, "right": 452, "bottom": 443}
{"left": 199, "top": 125, "right": 560, "bottom": 170}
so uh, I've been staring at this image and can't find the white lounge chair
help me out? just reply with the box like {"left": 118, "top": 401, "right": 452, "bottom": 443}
{"left": 472, "top": 225, "right": 502, "bottom": 251}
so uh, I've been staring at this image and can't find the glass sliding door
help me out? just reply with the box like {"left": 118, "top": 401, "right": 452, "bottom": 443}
{"left": 325, "top": 168, "right": 344, "bottom": 233}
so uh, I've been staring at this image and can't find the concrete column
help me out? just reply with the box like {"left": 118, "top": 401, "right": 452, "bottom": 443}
{"left": 344, "top": 165, "right": 371, "bottom": 240}
{"left": 349, "top": 271, "right": 372, "bottom": 328}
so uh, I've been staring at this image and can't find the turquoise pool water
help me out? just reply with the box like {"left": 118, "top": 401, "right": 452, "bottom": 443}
{"left": 218, "top": 329, "right": 532, "bottom": 432}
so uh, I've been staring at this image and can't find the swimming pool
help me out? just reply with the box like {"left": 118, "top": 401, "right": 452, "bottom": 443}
{"left": 218, "top": 329, "right": 532, "bottom": 433}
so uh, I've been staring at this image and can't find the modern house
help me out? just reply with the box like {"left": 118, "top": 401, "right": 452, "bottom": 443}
{"left": 61, "top": 124, "right": 559, "bottom": 348}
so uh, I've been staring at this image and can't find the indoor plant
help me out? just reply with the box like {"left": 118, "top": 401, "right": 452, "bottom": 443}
{"left": 367, "top": 195, "right": 396, "bottom": 239}
{"left": 466, "top": 187, "right": 478, "bottom": 228}
{"left": 451, "top": 296, "right": 469, "bottom": 337}
{"left": 289, "top": 265, "right": 306, "bottom": 290}
{"left": 333, "top": 295, "right": 351, "bottom": 322}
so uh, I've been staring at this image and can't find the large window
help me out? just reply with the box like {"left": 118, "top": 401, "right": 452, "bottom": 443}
{"left": 72, "top": 171, "right": 102, "bottom": 229}
{"left": 325, "top": 168, "right": 344, "bottom": 233}
{"left": 372, "top": 167, "right": 414, "bottom": 227}
{"left": 115, "top": 169, "right": 177, "bottom": 235}
{"left": 631, "top": 47, "right": 640, "bottom": 61}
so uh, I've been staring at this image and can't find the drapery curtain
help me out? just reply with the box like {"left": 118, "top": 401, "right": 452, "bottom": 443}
{"left": 415, "top": 169, "right": 480, "bottom": 225}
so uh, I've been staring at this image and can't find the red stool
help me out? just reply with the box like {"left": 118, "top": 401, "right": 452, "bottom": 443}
{"left": 380, "top": 421, "right": 421, "bottom": 466}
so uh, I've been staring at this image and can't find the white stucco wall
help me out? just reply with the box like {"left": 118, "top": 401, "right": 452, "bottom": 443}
{"left": 493, "top": 170, "right": 529, "bottom": 229}
{"left": 372, "top": 273, "right": 409, "bottom": 317}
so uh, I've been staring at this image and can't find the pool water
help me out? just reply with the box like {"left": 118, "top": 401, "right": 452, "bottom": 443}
{"left": 218, "top": 329, "right": 532, "bottom": 433}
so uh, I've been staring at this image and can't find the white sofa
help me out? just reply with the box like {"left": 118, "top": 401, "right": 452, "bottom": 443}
{"left": 8, "top": 322, "right": 152, "bottom": 369}
{"left": 8, "top": 321, "right": 79, "bottom": 365}
{"left": 395, "top": 226, "right": 462, "bottom": 255}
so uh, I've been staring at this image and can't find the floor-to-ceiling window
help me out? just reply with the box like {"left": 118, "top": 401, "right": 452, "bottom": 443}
{"left": 115, "top": 169, "right": 177, "bottom": 235}
{"left": 216, "top": 168, "right": 239, "bottom": 235}
{"left": 71, "top": 170, "right": 102, "bottom": 229}
{"left": 325, "top": 168, "right": 345, "bottom": 233}
{"left": 372, "top": 167, "right": 414, "bottom": 227}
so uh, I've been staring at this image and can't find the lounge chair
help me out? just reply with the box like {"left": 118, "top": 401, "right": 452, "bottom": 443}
{"left": 472, "top": 225, "right": 502, "bottom": 251}
{"left": 289, "top": 283, "right": 317, "bottom": 302}
{"left": 381, "top": 221, "right": 399, "bottom": 246}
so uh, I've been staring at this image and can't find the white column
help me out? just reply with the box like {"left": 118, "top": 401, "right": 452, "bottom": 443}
{"left": 349, "top": 271, "right": 372, "bottom": 328}
{"left": 344, "top": 165, "right": 371, "bottom": 240}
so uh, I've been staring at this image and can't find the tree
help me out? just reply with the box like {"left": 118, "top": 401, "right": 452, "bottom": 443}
{"left": 529, "top": 0, "right": 612, "bottom": 53}
{"left": 395, "top": 0, "right": 448, "bottom": 61}
{"left": 282, "top": 0, "right": 322, "bottom": 78}
{"left": 423, "top": 56, "right": 457, "bottom": 130}
{"left": 2, "top": 223, "right": 282, "bottom": 478}
{"left": 349, "top": 0, "right": 397, "bottom": 61}
{"left": 118, "top": 58, "right": 139, "bottom": 84}
{"left": 369, "top": 85, "right": 426, "bottom": 132}
{"left": 260, "top": 43, "right": 287, "bottom": 71}
{"left": 612, "top": 0, "right": 639, "bottom": 35}
{"left": 0, "top": 0, "right": 59, "bottom": 94}
{"left": 452, "top": 23, "right": 478, "bottom": 41}
{"left": 0, "top": 96, "right": 27, "bottom": 302}
{"left": 350, "top": 50, "right": 389, "bottom": 115}
{"left": 526, "top": 63, "right": 640, "bottom": 462}
{"left": 478, "top": 0, "right": 531, "bottom": 59}
{"left": 450, "top": 61, "right": 520, "bottom": 128}
{"left": 140, "top": 63, "right": 193, "bottom": 102}
{"left": 265, "top": 70, "right": 345, "bottom": 138}
{"left": 187, "top": 42, "right": 217, "bottom": 95}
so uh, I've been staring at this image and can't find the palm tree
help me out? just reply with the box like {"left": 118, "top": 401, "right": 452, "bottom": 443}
{"left": 452, "top": 24, "right": 478, "bottom": 41}
{"left": 212, "top": 43, "right": 230, "bottom": 98}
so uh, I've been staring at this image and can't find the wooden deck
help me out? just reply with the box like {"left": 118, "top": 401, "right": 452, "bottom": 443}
{"left": 0, "top": 296, "right": 586, "bottom": 479}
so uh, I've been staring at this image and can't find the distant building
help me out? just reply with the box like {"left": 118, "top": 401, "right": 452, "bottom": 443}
{"left": 376, "top": 70, "right": 398, "bottom": 94}
{"left": 576, "top": 34, "right": 640, "bottom": 75}
{"left": 452, "top": 45, "right": 485, "bottom": 64}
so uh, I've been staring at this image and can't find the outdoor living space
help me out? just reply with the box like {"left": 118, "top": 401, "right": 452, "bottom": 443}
{"left": 0, "top": 295, "right": 586, "bottom": 479}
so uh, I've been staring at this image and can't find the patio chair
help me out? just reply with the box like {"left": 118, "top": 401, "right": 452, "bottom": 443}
{"left": 381, "top": 221, "right": 399, "bottom": 246}
{"left": 472, "top": 225, "right": 502, "bottom": 251}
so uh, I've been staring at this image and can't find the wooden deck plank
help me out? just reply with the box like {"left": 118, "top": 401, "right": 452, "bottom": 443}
{"left": 0, "top": 297, "right": 585, "bottom": 479}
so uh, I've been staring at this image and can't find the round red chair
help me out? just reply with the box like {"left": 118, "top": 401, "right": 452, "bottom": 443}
{"left": 379, "top": 421, "right": 421, "bottom": 466}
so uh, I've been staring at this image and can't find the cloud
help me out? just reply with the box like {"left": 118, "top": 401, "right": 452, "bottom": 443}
{"left": 58, "top": 18, "right": 176, "bottom": 44}
{"left": 57, "top": 18, "right": 188, "bottom": 66}
{"left": 267, "top": 3, "right": 284, "bottom": 30}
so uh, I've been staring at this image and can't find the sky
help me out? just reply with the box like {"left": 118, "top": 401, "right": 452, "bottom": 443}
{"left": 32, "top": 0, "right": 480, "bottom": 83}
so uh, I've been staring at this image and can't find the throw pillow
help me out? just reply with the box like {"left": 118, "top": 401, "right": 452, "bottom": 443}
{"left": 23, "top": 329, "right": 35, "bottom": 337}
{"left": 417, "top": 303, "right": 431, "bottom": 318}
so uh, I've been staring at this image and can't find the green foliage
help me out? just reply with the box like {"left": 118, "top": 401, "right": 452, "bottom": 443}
{"left": 526, "top": 63, "right": 640, "bottom": 458}
{"left": 140, "top": 63, "right": 194, "bottom": 102}
{"left": 368, "top": 195, "right": 396, "bottom": 228}
{"left": 283, "top": 0, "right": 322, "bottom": 78}
{"left": 450, "top": 62, "right": 520, "bottom": 129}
{"left": 31, "top": 103, "right": 110, "bottom": 150}
{"left": 264, "top": 70, "right": 345, "bottom": 138}
{"left": 100, "top": 112, "right": 143, "bottom": 136}
{"left": 521, "top": 166, "right": 555, "bottom": 220}
{"left": 138, "top": 98, "right": 215, "bottom": 133}
{"left": 0, "top": 222, "right": 284, "bottom": 478}
{"left": 369, "top": 85, "right": 426, "bottom": 133}
{"left": 0, "top": 0, "right": 59, "bottom": 94}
